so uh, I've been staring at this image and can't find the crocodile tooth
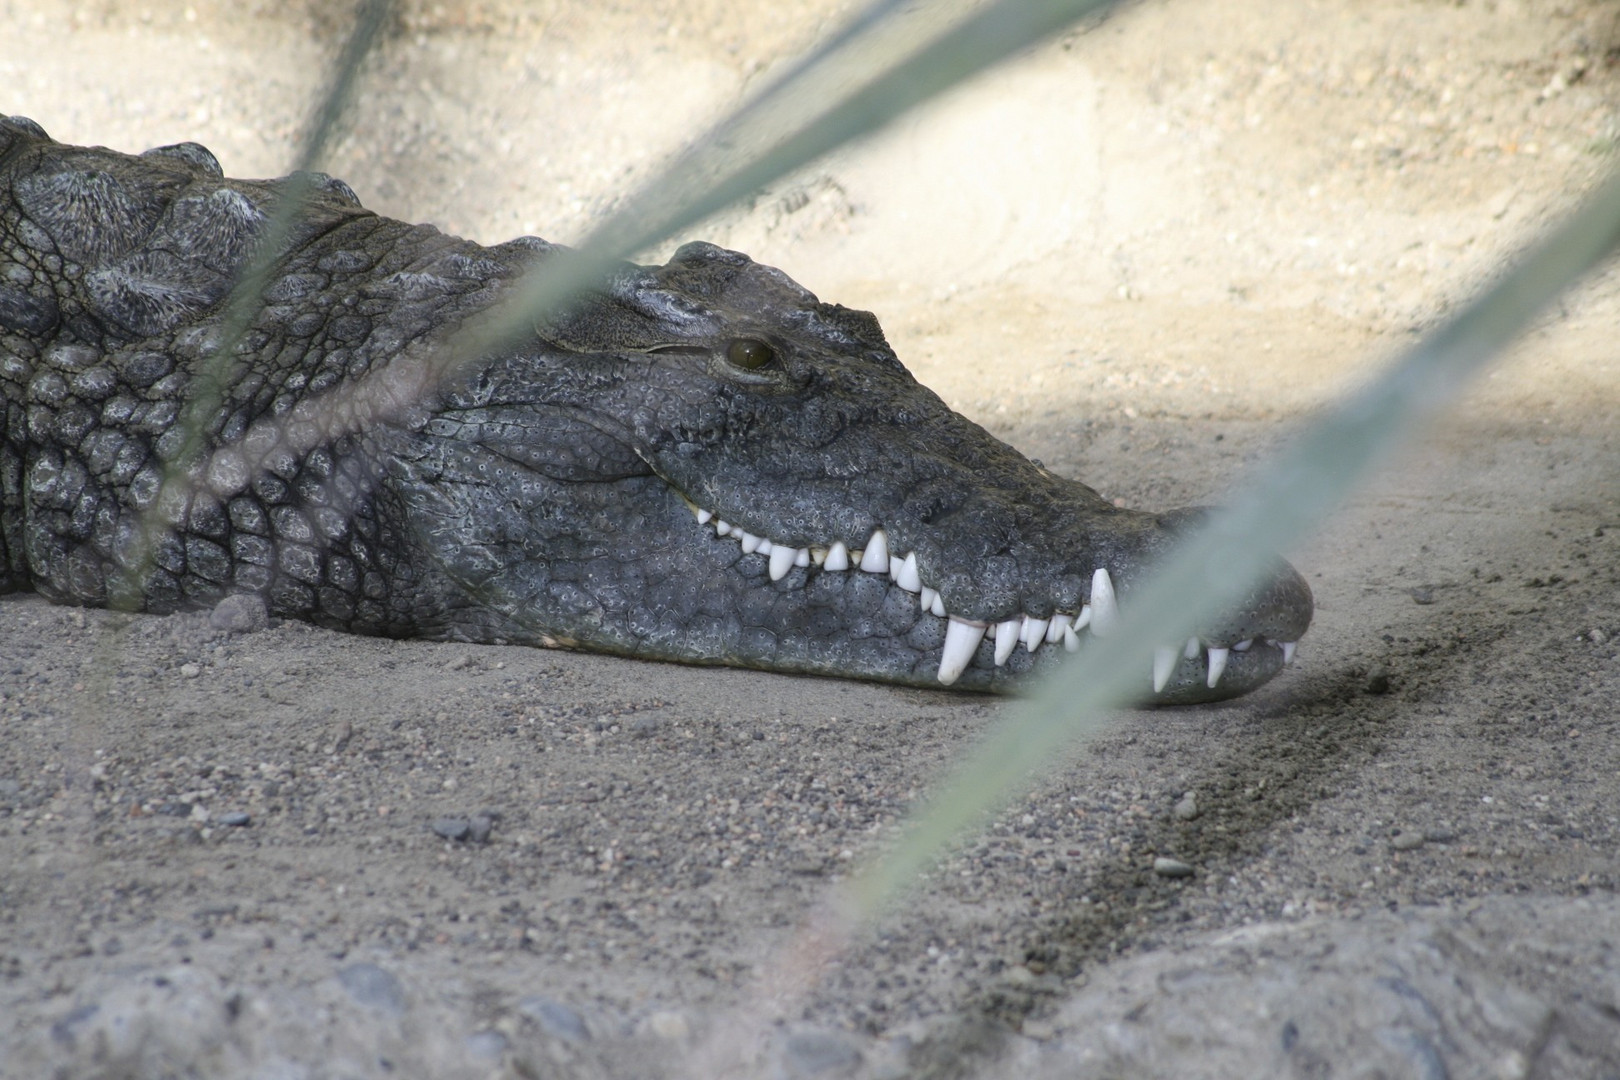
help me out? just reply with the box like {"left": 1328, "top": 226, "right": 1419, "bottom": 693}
{"left": 1074, "top": 604, "right": 1092, "bottom": 630}
{"left": 715, "top": 519, "right": 732, "bottom": 536}
{"left": 824, "top": 542, "right": 851, "bottom": 572}
{"left": 859, "top": 530, "right": 889, "bottom": 573}
{"left": 1063, "top": 625, "right": 1080, "bottom": 652}
{"left": 794, "top": 548, "right": 810, "bottom": 568}
{"left": 695, "top": 508, "right": 713, "bottom": 524}
{"left": 1281, "top": 641, "right": 1297, "bottom": 665}
{"left": 994, "top": 619, "right": 1021, "bottom": 665}
{"left": 810, "top": 546, "right": 828, "bottom": 566}
{"left": 1046, "top": 613, "right": 1072, "bottom": 643}
{"left": 768, "top": 545, "right": 797, "bottom": 581}
{"left": 1233, "top": 638, "right": 1252, "bottom": 652}
{"left": 937, "top": 616, "right": 988, "bottom": 685}
{"left": 929, "top": 593, "right": 946, "bottom": 617}
{"left": 1022, "top": 616, "right": 1049, "bottom": 653}
{"left": 757, "top": 539, "right": 774, "bottom": 555}
{"left": 1184, "top": 636, "right": 1201, "bottom": 660}
{"left": 895, "top": 552, "right": 921, "bottom": 593}
{"left": 1206, "top": 647, "right": 1229, "bottom": 688}
{"left": 1152, "top": 646, "right": 1178, "bottom": 693}
{"left": 920, "top": 585, "right": 938, "bottom": 611}
{"left": 740, "top": 531, "right": 763, "bottom": 555}
{"left": 1090, "top": 568, "right": 1119, "bottom": 636}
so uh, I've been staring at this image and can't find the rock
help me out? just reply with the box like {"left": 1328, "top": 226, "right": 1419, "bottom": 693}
{"left": 179, "top": 663, "right": 201, "bottom": 679}
{"left": 468, "top": 813, "right": 494, "bottom": 844}
{"left": 1153, "top": 857, "right": 1195, "bottom": 878}
{"left": 1173, "top": 792, "right": 1200, "bottom": 820}
{"left": 218, "top": 812, "right": 250, "bottom": 827}
{"left": 1008, "top": 895, "right": 1620, "bottom": 1079}
{"left": 209, "top": 594, "right": 269, "bottom": 633}
{"left": 1392, "top": 832, "right": 1425, "bottom": 851}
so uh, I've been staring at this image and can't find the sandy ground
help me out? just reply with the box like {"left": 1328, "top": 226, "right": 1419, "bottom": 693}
{"left": 3, "top": 0, "right": 1619, "bottom": 1076}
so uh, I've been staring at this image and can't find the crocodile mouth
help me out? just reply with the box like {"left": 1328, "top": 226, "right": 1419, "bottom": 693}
{"left": 674, "top": 495, "right": 1300, "bottom": 696}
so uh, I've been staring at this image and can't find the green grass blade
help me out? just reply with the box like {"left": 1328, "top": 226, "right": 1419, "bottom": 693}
{"left": 114, "top": 0, "right": 394, "bottom": 610}
{"left": 851, "top": 161, "right": 1620, "bottom": 914}
{"left": 444, "top": 0, "right": 1123, "bottom": 374}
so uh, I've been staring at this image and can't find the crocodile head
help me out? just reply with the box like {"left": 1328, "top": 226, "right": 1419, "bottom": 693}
{"left": 0, "top": 116, "right": 1311, "bottom": 702}
{"left": 419, "top": 243, "right": 1312, "bottom": 701}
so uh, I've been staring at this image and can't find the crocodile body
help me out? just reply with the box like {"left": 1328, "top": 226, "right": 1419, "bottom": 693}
{"left": 0, "top": 117, "right": 1311, "bottom": 701}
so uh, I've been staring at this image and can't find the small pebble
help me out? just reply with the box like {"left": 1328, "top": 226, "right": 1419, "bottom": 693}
{"left": 209, "top": 593, "right": 269, "bottom": 633}
{"left": 432, "top": 817, "right": 470, "bottom": 841}
{"left": 468, "top": 813, "right": 494, "bottom": 844}
{"left": 219, "top": 812, "right": 251, "bottom": 827}
{"left": 1409, "top": 586, "right": 1436, "bottom": 605}
{"left": 337, "top": 963, "right": 405, "bottom": 1014}
{"left": 1002, "top": 965, "right": 1036, "bottom": 986}
{"left": 465, "top": 1029, "right": 509, "bottom": 1060}
{"left": 1153, "top": 857, "right": 1195, "bottom": 878}
{"left": 647, "top": 1010, "right": 690, "bottom": 1041}
{"left": 1365, "top": 670, "right": 1392, "bottom": 695}
{"left": 445, "top": 654, "right": 474, "bottom": 672}
{"left": 1173, "top": 792, "right": 1200, "bottom": 820}
{"left": 1392, "top": 832, "right": 1426, "bottom": 851}
{"left": 782, "top": 1030, "right": 864, "bottom": 1078}
{"left": 179, "top": 663, "right": 201, "bottom": 679}
{"left": 518, "top": 997, "right": 590, "bottom": 1042}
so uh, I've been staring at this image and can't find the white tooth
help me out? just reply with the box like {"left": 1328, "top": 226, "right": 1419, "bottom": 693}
{"left": 695, "top": 507, "right": 712, "bottom": 524}
{"left": 889, "top": 555, "right": 903, "bottom": 579}
{"left": 994, "top": 619, "right": 1021, "bottom": 665}
{"left": 1063, "top": 625, "right": 1080, "bottom": 652}
{"left": 1206, "top": 647, "right": 1229, "bottom": 688}
{"left": 919, "top": 586, "right": 938, "bottom": 611}
{"left": 1233, "top": 638, "right": 1252, "bottom": 652}
{"left": 1281, "top": 641, "right": 1297, "bottom": 665}
{"left": 858, "top": 530, "right": 889, "bottom": 572}
{"left": 810, "top": 546, "right": 828, "bottom": 566}
{"left": 850, "top": 549, "right": 864, "bottom": 564}
{"left": 1022, "top": 616, "right": 1049, "bottom": 653}
{"left": 937, "top": 616, "right": 987, "bottom": 685}
{"left": 824, "top": 542, "right": 851, "bottom": 572}
{"left": 715, "top": 519, "right": 732, "bottom": 536}
{"left": 768, "top": 545, "right": 797, "bottom": 581}
{"left": 794, "top": 547, "right": 810, "bottom": 567}
{"left": 929, "top": 593, "right": 946, "bottom": 618}
{"left": 1153, "top": 646, "right": 1178, "bottom": 693}
{"left": 740, "top": 531, "right": 763, "bottom": 554}
{"left": 1184, "top": 636, "right": 1201, "bottom": 660}
{"left": 895, "top": 553, "right": 921, "bottom": 593}
{"left": 1090, "top": 568, "right": 1119, "bottom": 636}
{"left": 1074, "top": 605, "right": 1092, "bottom": 630}
{"left": 1047, "top": 613, "right": 1071, "bottom": 643}
{"left": 757, "top": 539, "right": 774, "bottom": 555}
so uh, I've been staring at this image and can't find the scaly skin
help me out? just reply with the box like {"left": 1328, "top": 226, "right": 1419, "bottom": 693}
{"left": 0, "top": 116, "right": 1311, "bottom": 701}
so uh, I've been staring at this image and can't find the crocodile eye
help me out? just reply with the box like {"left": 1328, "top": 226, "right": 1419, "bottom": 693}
{"left": 725, "top": 338, "right": 775, "bottom": 370}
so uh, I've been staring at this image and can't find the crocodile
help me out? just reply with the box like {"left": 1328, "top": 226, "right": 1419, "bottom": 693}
{"left": 0, "top": 116, "right": 1311, "bottom": 702}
